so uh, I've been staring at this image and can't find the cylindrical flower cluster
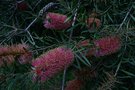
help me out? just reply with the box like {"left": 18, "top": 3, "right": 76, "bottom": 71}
{"left": 0, "top": 44, "right": 29, "bottom": 56}
{"left": 43, "top": 12, "right": 72, "bottom": 30}
{"left": 86, "top": 17, "right": 101, "bottom": 30}
{"left": 65, "top": 79, "right": 83, "bottom": 90}
{"left": 0, "top": 44, "right": 32, "bottom": 66}
{"left": 87, "top": 36, "right": 121, "bottom": 57}
{"left": 32, "top": 46, "right": 74, "bottom": 82}
{"left": 18, "top": 52, "right": 32, "bottom": 64}
{"left": 77, "top": 39, "right": 90, "bottom": 48}
{"left": 0, "top": 55, "right": 14, "bottom": 67}
{"left": 16, "top": 0, "right": 28, "bottom": 11}
{"left": 77, "top": 36, "right": 121, "bottom": 57}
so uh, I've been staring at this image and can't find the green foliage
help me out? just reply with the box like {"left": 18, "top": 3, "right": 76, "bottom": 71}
{"left": 0, "top": 0, "right": 135, "bottom": 90}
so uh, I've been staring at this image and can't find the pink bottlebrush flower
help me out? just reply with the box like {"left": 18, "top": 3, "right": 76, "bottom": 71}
{"left": 65, "top": 79, "right": 83, "bottom": 90}
{"left": 87, "top": 36, "right": 121, "bottom": 57}
{"left": 43, "top": 12, "right": 72, "bottom": 30}
{"left": 32, "top": 46, "right": 74, "bottom": 82}
{"left": 86, "top": 17, "right": 101, "bottom": 30}
{"left": 0, "top": 55, "right": 14, "bottom": 67}
{"left": 76, "top": 39, "right": 92, "bottom": 56}
{"left": 16, "top": 0, "right": 28, "bottom": 11}
{"left": 86, "top": 48, "right": 96, "bottom": 57}
{"left": 0, "top": 44, "right": 29, "bottom": 56}
{"left": 18, "top": 52, "right": 32, "bottom": 64}
{"left": 77, "top": 39, "right": 90, "bottom": 48}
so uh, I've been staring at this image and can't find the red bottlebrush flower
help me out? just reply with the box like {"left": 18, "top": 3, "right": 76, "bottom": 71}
{"left": 16, "top": 0, "right": 28, "bottom": 11}
{"left": 18, "top": 52, "right": 32, "bottom": 64}
{"left": 65, "top": 79, "right": 83, "bottom": 90}
{"left": 43, "top": 12, "right": 72, "bottom": 30}
{"left": 77, "top": 39, "right": 90, "bottom": 48}
{"left": 89, "top": 12, "right": 98, "bottom": 17}
{"left": 32, "top": 46, "right": 74, "bottom": 82}
{"left": 86, "top": 48, "right": 96, "bottom": 57}
{"left": 86, "top": 17, "right": 101, "bottom": 30}
{"left": 87, "top": 36, "right": 121, "bottom": 57}
{"left": 0, "top": 44, "right": 29, "bottom": 56}
{"left": 76, "top": 39, "right": 92, "bottom": 56}
{"left": 0, "top": 55, "right": 14, "bottom": 67}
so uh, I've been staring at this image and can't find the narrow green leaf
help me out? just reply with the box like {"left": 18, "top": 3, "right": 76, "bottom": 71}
{"left": 121, "top": 70, "right": 135, "bottom": 77}
{"left": 130, "top": 14, "right": 135, "bottom": 21}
